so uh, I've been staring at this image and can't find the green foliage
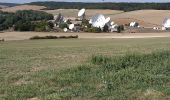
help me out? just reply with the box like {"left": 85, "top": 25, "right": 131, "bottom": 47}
{"left": 14, "top": 21, "right": 35, "bottom": 31}
{"left": 103, "top": 25, "right": 109, "bottom": 32}
{"left": 81, "top": 19, "right": 89, "bottom": 26}
{"left": 47, "top": 21, "right": 54, "bottom": 29}
{"left": 119, "top": 25, "right": 124, "bottom": 31}
{"left": 84, "top": 27, "right": 102, "bottom": 33}
{"left": 52, "top": 51, "right": 170, "bottom": 99}
{"left": 34, "top": 21, "right": 48, "bottom": 32}
{"left": 30, "top": 2, "right": 170, "bottom": 11}
{"left": 30, "top": 35, "right": 78, "bottom": 40}
{"left": 59, "top": 23, "right": 68, "bottom": 29}
{"left": 117, "top": 26, "right": 121, "bottom": 33}
{"left": 117, "top": 25, "right": 124, "bottom": 33}
{"left": 2, "top": 39, "right": 170, "bottom": 99}
{"left": 0, "top": 10, "right": 53, "bottom": 31}
{"left": 15, "top": 10, "right": 53, "bottom": 21}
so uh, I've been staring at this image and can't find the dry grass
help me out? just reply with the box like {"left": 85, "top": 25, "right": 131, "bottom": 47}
{"left": 1, "top": 32, "right": 170, "bottom": 41}
{"left": 44, "top": 9, "right": 123, "bottom": 19}
{"left": 1, "top": 38, "right": 170, "bottom": 99}
{"left": 110, "top": 10, "right": 170, "bottom": 27}
{"left": 0, "top": 5, "right": 46, "bottom": 12}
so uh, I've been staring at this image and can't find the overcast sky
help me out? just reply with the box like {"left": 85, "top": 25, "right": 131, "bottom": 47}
{"left": 1, "top": 0, "right": 170, "bottom": 3}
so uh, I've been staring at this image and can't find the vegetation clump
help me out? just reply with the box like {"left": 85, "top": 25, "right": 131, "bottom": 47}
{"left": 30, "top": 2, "right": 170, "bottom": 11}
{"left": 0, "top": 10, "right": 53, "bottom": 31}
{"left": 30, "top": 35, "right": 78, "bottom": 40}
{"left": 47, "top": 51, "right": 170, "bottom": 99}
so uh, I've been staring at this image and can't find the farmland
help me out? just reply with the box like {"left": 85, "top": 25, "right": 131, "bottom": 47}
{"left": 44, "top": 9, "right": 123, "bottom": 18}
{"left": 2, "top": 32, "right": 170, "bottom": 41}
{"left": 0, "top": 5, "right": 46, "bottom": 12}
{"left": 1, "top": 38, "right": 170, "bottom": 99}
{"left": 1, "top": 2, "right": 170, "bottom": 100}
{"left": 1, "top": 5, "right": 170, "bottom": 28}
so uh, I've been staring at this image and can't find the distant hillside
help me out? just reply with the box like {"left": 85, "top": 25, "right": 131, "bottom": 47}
{"left": 29, "top": 1, "right": 170, "bottom": 11}
{"left": 1, "top": 5, "right": 46, "bottom": 13}
{"left": 0, "top": 2, "right": 18, "bottom": 7}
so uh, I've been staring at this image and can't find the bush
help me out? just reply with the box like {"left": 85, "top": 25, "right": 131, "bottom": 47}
{"left": 119, "top": 25, "right": 124, "bottom": 31}
{"left": 0, "top": 10, "right": 53, "bottom": 31}
{"left": 34, "top": 21, "right": 48, "bottom": 32}
{"left": 14, "top": 21, "right": 35, "bottom": 31}
{"left": 48, "top": 21, "right": 54, "bottom": 29}
{"left": 59, "top": 23, "right": 68, "bottom": 29}
{"left": 30, "top": 35, "right": 78, "bottom": 40}
{"left": 103, "top": 24, "right": 109, "bottom": 32}
{"left": 84, "top": 27, "right": 102, "bottom": 33}
{"left": 117, "top": 25, "right": 124, "bottom": 33}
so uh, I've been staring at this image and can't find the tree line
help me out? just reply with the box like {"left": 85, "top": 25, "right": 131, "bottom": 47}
{"left": 29, "top": 2, "right": 170, "bottom": 11}
{"left": 0, "top": 10, "right": 54, "bottom": 31}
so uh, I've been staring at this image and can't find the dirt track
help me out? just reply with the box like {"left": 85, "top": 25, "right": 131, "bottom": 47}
{"left": 1, "top": 32, "right": 170, "bottom": 41}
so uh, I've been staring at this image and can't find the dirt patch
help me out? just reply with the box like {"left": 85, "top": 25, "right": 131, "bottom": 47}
{"left": 130, "top": 89, "right": 169, "bottom": 100}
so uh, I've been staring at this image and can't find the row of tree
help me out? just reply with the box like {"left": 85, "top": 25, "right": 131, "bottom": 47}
{"left": 30, "top": 2, "right": 170, "bottom": 12}
{"left": 0, "top": 10, "right": 54, "bottom": 31}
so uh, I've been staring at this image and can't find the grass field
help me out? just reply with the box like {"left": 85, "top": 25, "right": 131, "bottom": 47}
{"left": 1, "top": 38, "right": 170, "bottom": 99}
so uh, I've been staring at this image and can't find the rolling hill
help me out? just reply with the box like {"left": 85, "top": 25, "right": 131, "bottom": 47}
{"left": 0, "top": 5, "right": 46, "bottom": 12}
{"left": 110, "top": 10, "right": 170, "bottom": 27}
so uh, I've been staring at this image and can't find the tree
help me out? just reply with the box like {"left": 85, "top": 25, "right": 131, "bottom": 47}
{"left": 103, "top": 25, "right": 109, "bottom": 32}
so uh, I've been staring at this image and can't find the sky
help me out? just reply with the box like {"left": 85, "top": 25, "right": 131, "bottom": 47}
{"left": 1, "top": 0, "right": 170, "bottom": 4}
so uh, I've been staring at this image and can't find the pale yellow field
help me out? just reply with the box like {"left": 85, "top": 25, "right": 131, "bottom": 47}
{"left": 0, "top": 5, "right": 46, "bottom": 12}
{"left": 44, "top": 9, "right": 123, "bottom": 18}
{"left": 1, "top": 32, "right": 170, "bottom": 41}
{"left": 110, "top": 10, "right": 170, "bottom": 27}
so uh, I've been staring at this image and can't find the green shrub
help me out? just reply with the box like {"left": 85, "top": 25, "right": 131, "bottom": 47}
{"left": 0, "top": 10, "right": 53, "bottom": 31}
{"left": 103, "top": 24, "right": 109, "bottom": 32}
{"left": 59, "top": 23, "right": 68, "bottom": 29}
{"left": 14, "top": 21, "right": 35, "bottom": 31}
{"left": 34, "top": 21, "right": 48, "bottom": 32}
{"left": 84, "top": 27, "right": 102, "bottom": 33}
{"left": 30, "top": 35, "right": 78, "bottom": 40}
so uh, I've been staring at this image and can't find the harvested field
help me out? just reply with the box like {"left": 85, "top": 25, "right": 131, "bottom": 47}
{"left": 0, "top": 5, "right": 46, "bottom": 12}
{"left": 44, "top": 9, "right": 123, "bottom": 18}
{"left": 110, "top": 10, "right": 170, "bottom": 27}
